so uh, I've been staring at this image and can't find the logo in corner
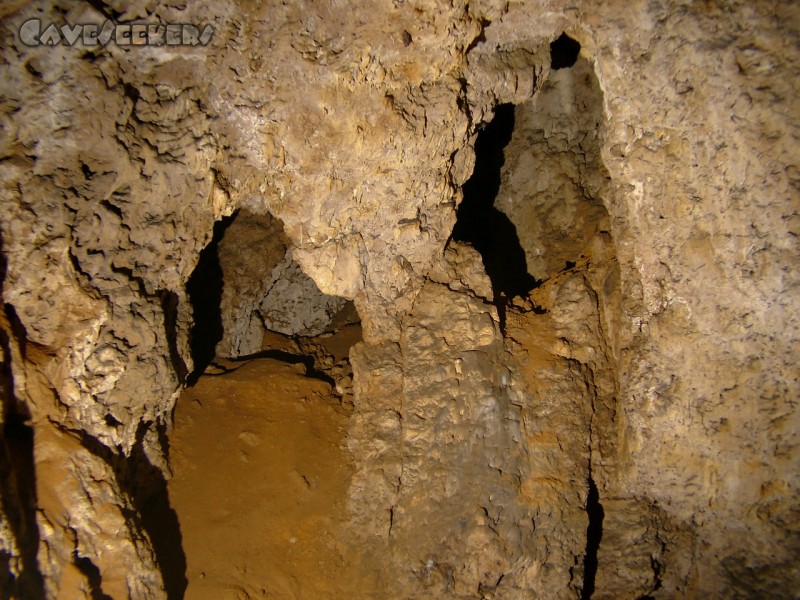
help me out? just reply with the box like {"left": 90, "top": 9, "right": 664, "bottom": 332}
{"left": 19, "top": 19, "right": 215, "bottom": 47}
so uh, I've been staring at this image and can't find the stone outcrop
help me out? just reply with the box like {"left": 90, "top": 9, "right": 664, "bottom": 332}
{"left": 213, "top": 209, "right": 353, "bottom": 359}
{"left": 0, "top": 0, "right": 798, "bottom": 598}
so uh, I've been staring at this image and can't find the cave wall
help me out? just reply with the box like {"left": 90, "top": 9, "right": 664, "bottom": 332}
{"left": 0, "top": 0, "right": 798, "bottom": 597}
{"left": 213, "top": 209, "right": 351, "bottom": 359}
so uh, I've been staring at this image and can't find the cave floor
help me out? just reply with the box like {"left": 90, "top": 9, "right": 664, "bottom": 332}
{"left": 168, "top": 332, "right": 375, "bottom": 599}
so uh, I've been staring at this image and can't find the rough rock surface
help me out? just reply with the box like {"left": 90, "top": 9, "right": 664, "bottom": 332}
{"left": 214, "top": 209, "right": 351, "bottom": 358}
{"left": 0, "top": 0, "right": 798, "bottom": 598}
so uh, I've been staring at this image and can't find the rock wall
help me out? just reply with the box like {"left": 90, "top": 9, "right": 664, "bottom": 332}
{"left": 214, "top": 209, "right": 351, "bottom": 358}
{"left": 0, "top": 0, "right": 798, "bottom": 598}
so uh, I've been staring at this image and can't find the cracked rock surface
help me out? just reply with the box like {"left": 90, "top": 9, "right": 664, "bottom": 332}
{"left": 0, "top": 0, "right": 799, "bottom": 598}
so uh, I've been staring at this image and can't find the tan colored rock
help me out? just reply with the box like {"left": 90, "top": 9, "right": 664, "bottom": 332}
{"left": 0, "top": 0, "right": 798, "bottom": 598}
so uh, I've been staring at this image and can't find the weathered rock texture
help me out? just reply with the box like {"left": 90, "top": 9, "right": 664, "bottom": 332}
{"left": 0, "top": 0, "right": 798, "bottom": 598}
{"left": 211, "top": 209, "right": 354, "bottom": 359}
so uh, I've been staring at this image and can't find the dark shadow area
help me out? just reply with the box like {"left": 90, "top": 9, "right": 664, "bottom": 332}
{"left": 160, "top": 290, "right": 188, "bottom": 384}
{"left": 207, "top": 349, "right": 337, "bottom": 388}
{"left": 84, "top": 0, "right": 123, "bottom": 21}
{"left": 581, "top": 474, "right": 605, "bottom": 600}
{"left": 451, "top": 103, "right": 538, "bottom": 330}
{"left": 0, "top": 231, "right": 46, "bottom": 600}
{"left": 73, "top": 555, "right": 113, "bottom": 600}
{"left": 186, "top": 213, "right": 237, "bottom": 385}
{"left": 466, "top": 17, "right": 491, "bottom": 53}
{"left": 0, "top": 411, "right": 45, "bottom": 600}
{"left": 79, "top": 422, "right": 187, "bottom": 600}
{"left": 550, "top": 32, "right": 581, "bottom": 70}
{"left": 128, "top": 422, "right": 187, "bottom": 600}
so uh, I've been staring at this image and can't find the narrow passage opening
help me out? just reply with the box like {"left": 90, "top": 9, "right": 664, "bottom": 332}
{"left": 173, "top": 209, "right": 371, "bottom": 597}
{"left": 185, "top": 213, "right": 236, "bottom": 385}
{"left": 581, "top": 474, "right": 605, "bottom": 599}
{"left": 451, "top": 103, "right": 539, "bottom": 329}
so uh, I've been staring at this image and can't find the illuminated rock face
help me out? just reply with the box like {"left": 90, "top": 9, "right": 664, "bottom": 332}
{"left": 1, "top": 0, "right": 798, "bottom": 597}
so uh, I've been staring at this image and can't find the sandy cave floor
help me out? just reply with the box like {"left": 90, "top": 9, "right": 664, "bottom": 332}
{"left": 167, "top": 327, "right": 378, "bottom": 599}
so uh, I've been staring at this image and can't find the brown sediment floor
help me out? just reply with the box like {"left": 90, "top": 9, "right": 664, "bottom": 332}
{"left": 168, "top": 328, "right": 376, "bottom": 599}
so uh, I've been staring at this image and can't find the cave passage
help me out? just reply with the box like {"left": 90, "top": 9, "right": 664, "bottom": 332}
{"left": 550, "top": 32, "right": 581, "bottom": 70}
{"left": 452, "top": 103, "right": 538, "bottom": 304}
{"left": 168, "top": 323, "right": 368, "bottom": 597}
{"left": 185, "top": 213, "right": 236, "bottom": 385}
{"left": 173, "top": 208, "right": 369, "bottom": 595}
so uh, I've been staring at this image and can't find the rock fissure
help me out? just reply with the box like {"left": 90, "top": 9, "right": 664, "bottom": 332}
{"left": 581, "top": 470, "right": 605, "bottom": 600}
{"left": 73, "top": 422, "right": 187, "bottom": 598}
{"left": 72, "top": 554, "right": 112, "bottom": 600}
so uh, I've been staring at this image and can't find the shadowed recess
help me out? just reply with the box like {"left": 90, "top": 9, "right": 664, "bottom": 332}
{"left": 550, "top": 32, "right": 581, "bottom": 70}
{"left": 204, "top": 349, "right": 337, "bottom": 388}
{"left": 73, "top": 555, "right": 113, "bottom": 600}
{"left": 0, "top": 411, "right": 45, "bottom": 600}
{"left": 451, "top": 103, "right": 537, "bottom": 325}
{"left": 79, "top": 423, "right": 188, "bottom": 600}
{"left": 581, "top": 474, "right": 605, "bottom": 599}
{"left": 160, "top": 290, "right": 188, "bottom": 384}
{"left": 186, "top": 213, "right": 237, "bottom": 385}
{"left": 0, "top": 230, "right": 46, "bottom": 600}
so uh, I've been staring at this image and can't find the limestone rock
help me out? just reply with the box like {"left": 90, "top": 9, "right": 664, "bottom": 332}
{"left": 0, "top": 0, "right": 798, "bottom": 598}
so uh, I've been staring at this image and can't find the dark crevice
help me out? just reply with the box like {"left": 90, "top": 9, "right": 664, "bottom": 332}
{"left": 160, "top": 290, "right": 188, "bottom": 384}
{"left": 186, "top": 213, "right": 236, "bottom": 386}
{"left": 581, "top": 473, "right": 604, "bottom": 599}
{"left": 100, "top": 199, "right": 123, "bottom": 218}
{"left": 451, "top": 103, "right": 539, "bottom": 333}
{"left": 550, "top": 32, "right": 581, "bottom": 70}
{"left": 0, "top": 229, "right": 45, "bottom": 599}
{"left": 206, "top": 349, "right": 337, "bottom": 388}
{"left": 122, "top": 83, "right": 140, "bottom": 106}
{"left": 24, "top": 60, "right": 43, "bottom": 80}
{"left": 3, "top": 305, "right": 28, "bottom": 363}
{"left": 455, "top": 78, "right": 473, "bottom": 129}
{"left": 466, "top": 18, "right": 491, "bottom": 53}
{"left": 103, "top": 413, "right": 122, "bottom": 427}
{"left": 81, "top": 163, "right": 96, "bottom": 181}
{"left": 128, "top": 423, "right": 186, "bottom": 600}
{"left": 73, "top": 555, "right": 113, "bottom": 600}
{"left": 78, "top": 423, "right": 187, "bottom": 600}
{"left": 0, "top": 413, "right": 45, "bottom": 600}
{"left": 646, "top": 546, "right": 664, "bottom": 596}
{"left": 83, "top": 0, "right": 121, "bottom": 21}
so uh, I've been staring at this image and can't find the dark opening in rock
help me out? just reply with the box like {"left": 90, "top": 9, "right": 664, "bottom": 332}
{"left": 0, "top": 412, "right": 45, "bottom": 599}
{"left": 212, "top": 208, "right": 360, "bottom": 360}
{"left": 451, "top": 103, "right": 538, "bottom": 307}
{"left": 185, "top": 213, "right": 236, "bottom": 385}
{"left": 171, "top": 203, "right": 366, "bottom": 594}
{"left": 491, "top": 56, "right": 613, "bottom": 285}
{"left": 550, "top": 32, "right": 581, "bottom": 70}
{"left": 581, "top": 474, "right": 605, "bottom": 600}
